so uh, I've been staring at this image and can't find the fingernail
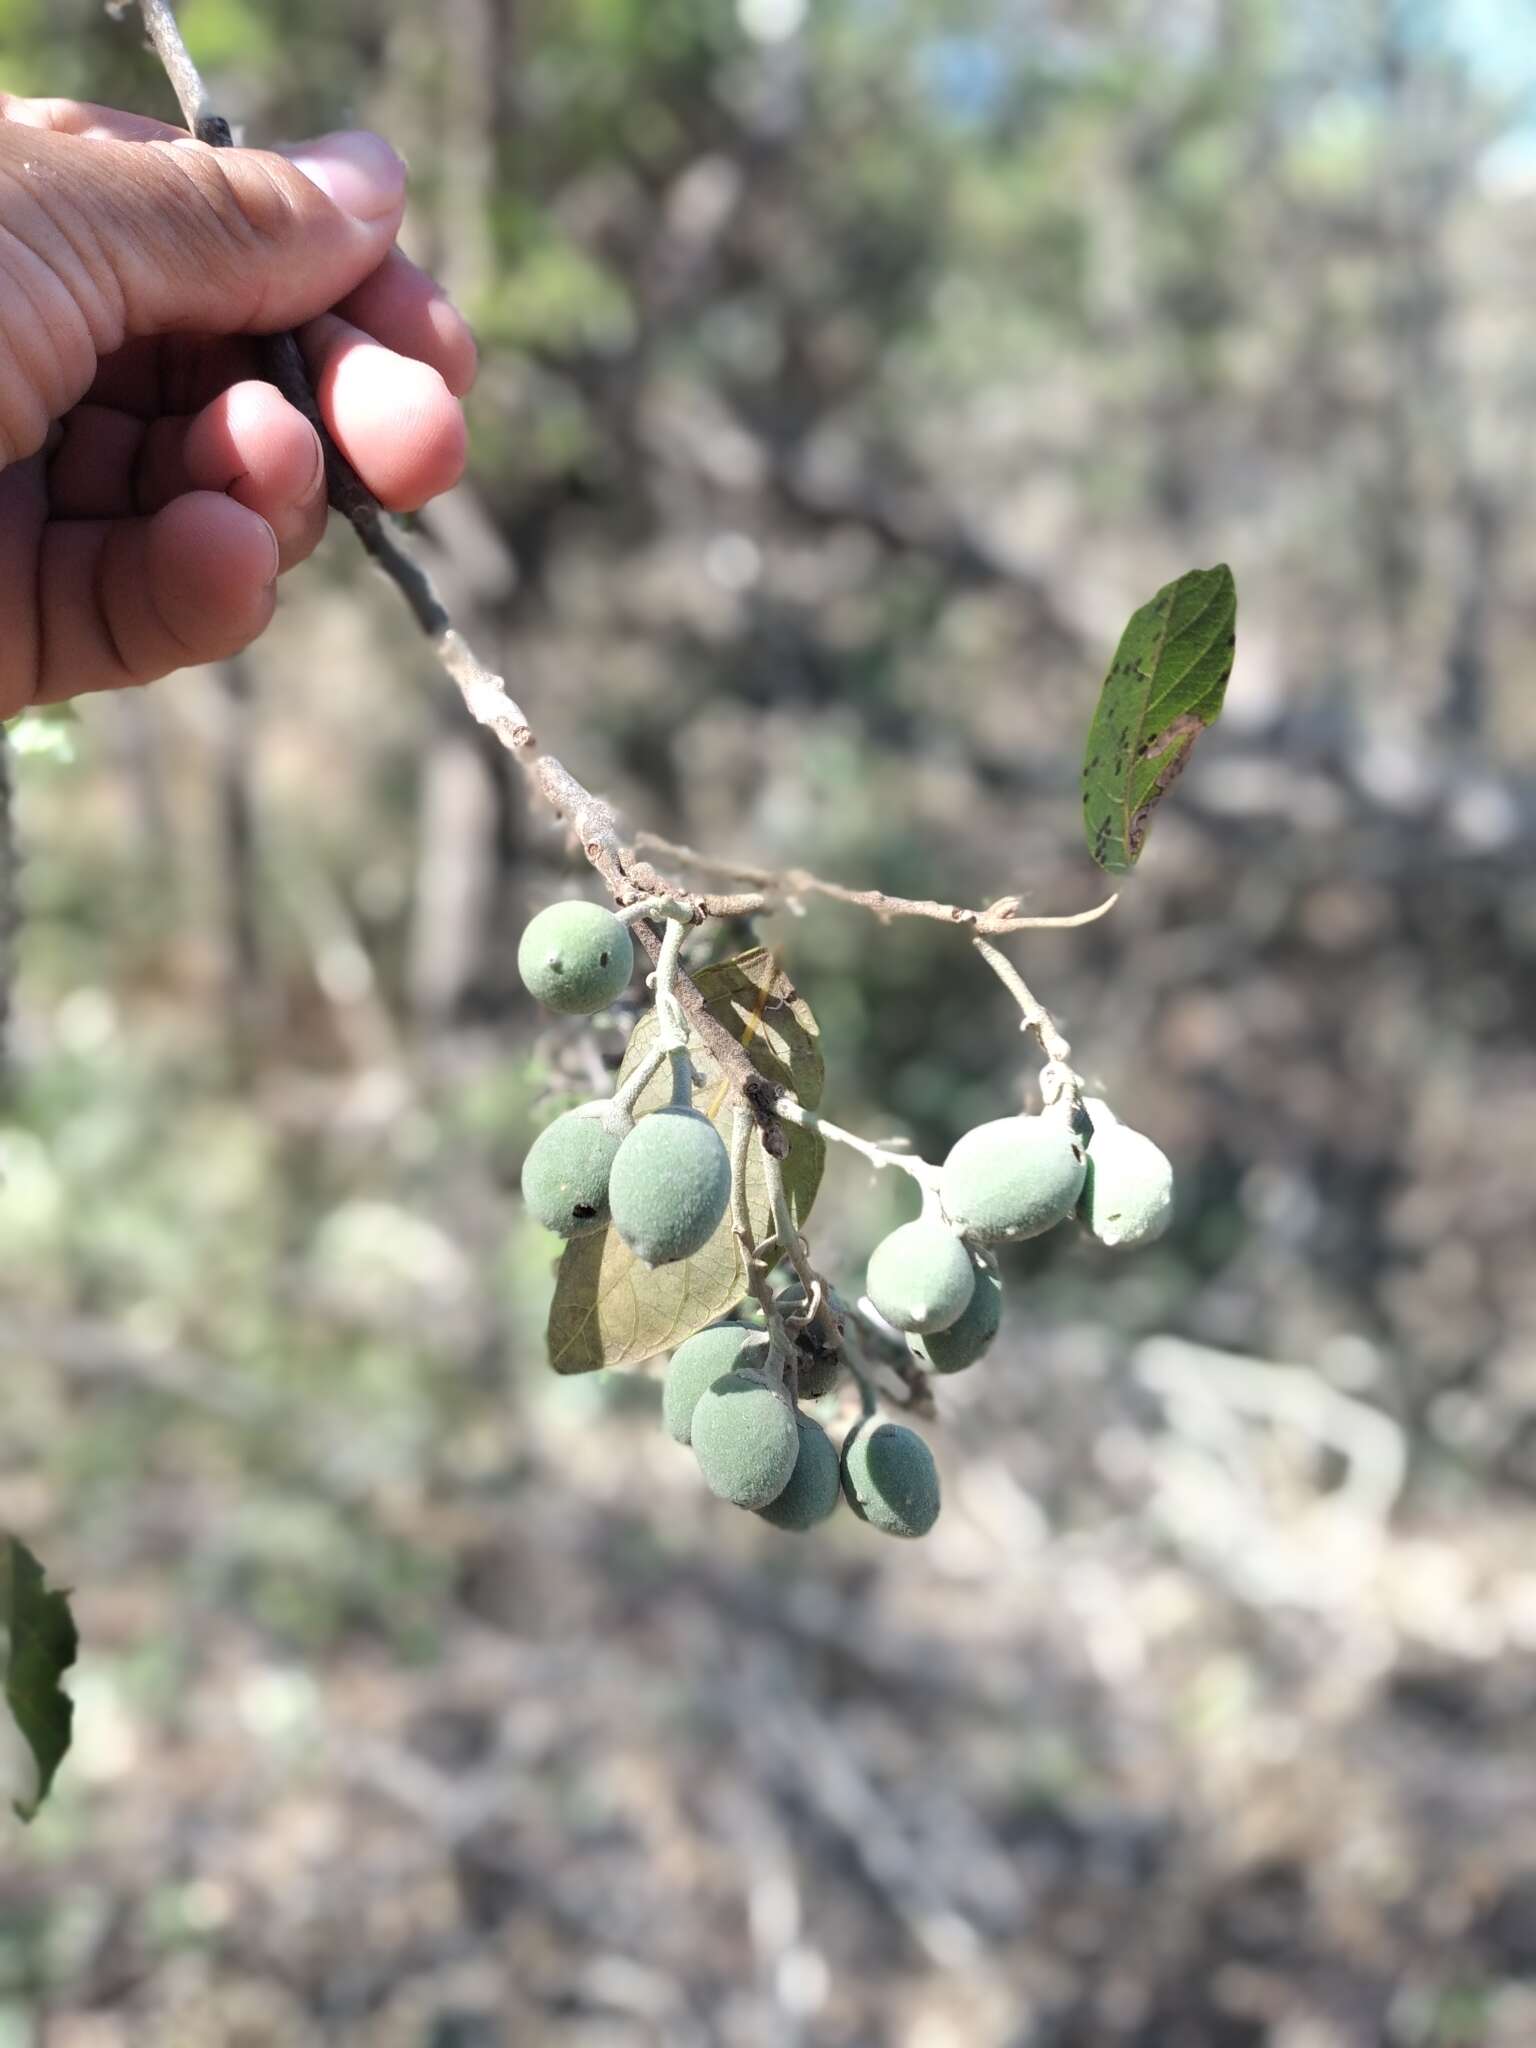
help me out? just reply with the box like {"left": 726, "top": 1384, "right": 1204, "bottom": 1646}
{"left": 283, "top": 130, "right": 406, "bottom": 223}
{"left": 257, "top": 517, "right": 280, "bottom": 587}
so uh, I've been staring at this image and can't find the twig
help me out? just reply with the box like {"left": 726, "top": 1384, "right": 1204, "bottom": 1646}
{"left": 774, "top": 1097, "right": 940, "bottom": 1192}
{"left": 971, "top": 933, "right": 1077, "bottom": 1089}
{"left": 119, "top": 0, "right": 791, "bottom": 1142}
{"left": 730, "top": 1107, "right": 784, "bottom": 1364}
{"left": 120, "top": 1, "right": 1116, "bottom": 1166}
{"left": 634, "top": 831, "right": 1118, "bottom": 936}
{"left": 843, "top": 1297, "right": 937, "bottom": 1420}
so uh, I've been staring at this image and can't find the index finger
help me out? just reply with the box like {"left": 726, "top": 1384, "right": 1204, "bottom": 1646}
{"left": 0, "top": 93, "right": 187, "bottom": 145}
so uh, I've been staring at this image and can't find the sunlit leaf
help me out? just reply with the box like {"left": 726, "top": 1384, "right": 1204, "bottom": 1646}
{"left": 1082, "top": 564, "right": 1237, "bottom": 874}
{"left": 547, "top": 947, "right": 825, "bottom": 1373}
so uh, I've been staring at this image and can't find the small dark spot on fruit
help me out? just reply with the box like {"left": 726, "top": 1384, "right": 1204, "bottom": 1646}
{"left": 599, "top": 950, "right": 610, "bottom": 966}
{"left": 572, "top": 1203, "right": 597, "bottom": 1219}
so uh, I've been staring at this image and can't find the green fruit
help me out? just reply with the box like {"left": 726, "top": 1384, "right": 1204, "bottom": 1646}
{"left": 691, "top": 1371, "right": 800, "bottom": 1509}
{"left": 840, "top": 1418, "right": 941, "bottom": 1539}
{"left": 520, "top": 1107, "right": 622, "bottom": 1238}
{"left": 608, "top": 1106, "right": 731, "bottom": 1267}
{"left": 662, "top": 1323, "right": 766, "bottom": 1444}
{"left": 939, "top": 1114, "right": 1086, "bottom": 1245}
{"left": 908, "top": 1252, "right": 1002, "bottom": 1374}
{"left": 517, "top": 901, "right": 634, "bottom": 1015}
{"left": 1077, "top": 1102, "right": 1174, "bottom": 1248}
{"left": 757, "top": 1411, "right": 841, "bottom": 1531}
{"left": 865, "top": 1217, "right": 975, "bottom": 1334}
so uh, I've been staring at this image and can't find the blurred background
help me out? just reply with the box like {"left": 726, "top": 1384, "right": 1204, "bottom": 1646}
{"left": 3, "top": 0, "right": 1536, "bottom": 2042}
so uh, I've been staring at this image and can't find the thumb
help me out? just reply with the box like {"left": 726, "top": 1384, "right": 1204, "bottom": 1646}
{"left": 113, "top": 129, "right": 406, "bottom": 336}
{"left": 0, "top": 125, "right": 404, "bottom": 448}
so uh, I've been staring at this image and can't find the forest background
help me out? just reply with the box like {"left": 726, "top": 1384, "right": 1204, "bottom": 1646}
{"left": 3, "top": 2, "right": 1536, "bottom": 2044}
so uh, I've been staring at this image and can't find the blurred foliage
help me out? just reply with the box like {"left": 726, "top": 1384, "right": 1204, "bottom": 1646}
{"left": 3, "top": 0, "right": 1536, "bottom": 2041}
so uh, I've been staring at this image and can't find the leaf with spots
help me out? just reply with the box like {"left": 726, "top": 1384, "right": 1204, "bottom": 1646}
{"left": 546, "top": 948, "right": 825, "bottom": 1374}
{"left": 1, "top": 1536, "right": 77, "bottom": 1822}
{"left": 1082, "top": 564, "right": 1237, "bottom": 874}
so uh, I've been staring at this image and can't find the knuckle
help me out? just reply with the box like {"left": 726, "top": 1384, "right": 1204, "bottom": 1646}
{"left": 142, "top": 140, "right": 299, "bottom": 312}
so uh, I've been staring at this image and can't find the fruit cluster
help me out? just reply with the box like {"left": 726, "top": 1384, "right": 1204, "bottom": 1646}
{"left": 516, "top": 892, "right": 1175, "bottom": 1544}
{"left": 662, "top": 1316, "right": 941, "bottom": 1538}
{"left": 865, "top": 1091, "right": 1174, "bottom": 1379}
{"left": 517, "top": 901, "right": 734, "bottom": 1267}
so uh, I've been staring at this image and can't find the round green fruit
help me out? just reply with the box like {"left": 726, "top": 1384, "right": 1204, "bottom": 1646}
{"left": 662, "top": 1323, "right": 767, "bottom": 1445}
{"left": 908, "top": 1252, "right": 1002, "bottom": 1374}
{"left": 608, "top": 1106, "right": 731, "bottom": 1267}
{"left": 517, "top": 901, "right": 634, "bottom": 1015}
{"left": 520, "top": 1107, "right": 622, "bottom": 1239}
{"left": 691, "top": 1371, "right": 800, "bottom": 1510}
{"left": 756, "top": 1412, "right": 841, "bottom": 1531}
{"left": 866, "top": 1217, "right": 975, "bottom": 1334}
{"left": 840, "top": 1418, "right": 941, "bottom": 1538}
{"left": 1078, "top": 1104, "right": 1174, "bottom": 1248}
{"left": 939, "top": 1113, "right": 1086, "bottom": 1245}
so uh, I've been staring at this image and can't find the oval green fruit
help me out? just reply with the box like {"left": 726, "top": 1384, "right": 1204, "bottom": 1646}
{"left": 517, "top": 900, "right": 634, "bottom": 1015}
{"left": 840, "top": 1417, "right": 941, "bottom": 1538}
{"left": 908, "top": 1252, "right": 1002, "bottom": 1374}
{"left": 865, "top": 1217, "right": 975, "bottom": 1335}
{"left": 939, "top": 1113, "right": 1086, "bottom": 1245}
{"left": 520, "top": 1107, "right": 622, "bottom": 1239}
{"left": 691, "top": 1371, "right": 800, "bottom": 1510}
{"left": 662, "top": 1323, "right": 767, "bottom": 1445}
{"left": 756, "top": 1411, "right": 841, "bottom": 1531}
{"left": 608, "top": 1106, "right": 732, "bottom": 1267}
{"left": 1078, "top": 1113, "right": 1174, "bottom": 1248}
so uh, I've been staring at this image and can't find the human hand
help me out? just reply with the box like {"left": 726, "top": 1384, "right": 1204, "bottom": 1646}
{"left": 0, "top": 93, "right": 477, "bottom": 720}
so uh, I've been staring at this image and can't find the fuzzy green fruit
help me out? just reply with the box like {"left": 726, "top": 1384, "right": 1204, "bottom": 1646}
{"left": 1077, "top": 1102, "right": 1174, "bottom": 1248}
{"left": 520, "top": 1107, "right": 623, "bottom": 1239}
{"left": 939, "top": 1113, "right": 1086, "bottom": 1245}
{"left": 908, "top": 1252, "right": 1002, "bottom": 1374}
{"left": 756, "top": 1411, "right": 841, "bottom": 1531}
{"left": 866, "top": 1217, "right": 975, "bottom": 1334}
{"left": 662, "top": 1323, "right": 767, "bottom": 1445}
{"left": 691, "top": 1371, "right": 800, "bottom": 1509}
{"left": 840, "top": 1418, "right": 941, "bottom": 1538}
{"left": 517, "top": 900, "right": 634, "bottom": 1015}
{"left": 608, "top": 1106, "right": 732, "bottom": 1267}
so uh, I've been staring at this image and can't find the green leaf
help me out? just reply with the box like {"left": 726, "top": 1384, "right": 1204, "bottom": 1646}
{"left": 547, "top": 947, "right": 825, "bottom": 1374}
{"left": 0, "top": 1537, "right": 77, "bottom": 1822}
{"left": 1082, "top": 564, "right": 1237, "bottom": 874}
